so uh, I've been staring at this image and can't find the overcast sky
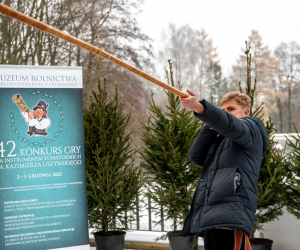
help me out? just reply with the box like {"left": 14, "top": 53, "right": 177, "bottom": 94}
{"left": 138, "top": 0, "right": 300, "bottom": 76}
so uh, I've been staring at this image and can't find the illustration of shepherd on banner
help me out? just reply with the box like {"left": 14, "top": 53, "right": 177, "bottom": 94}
{"left": 13, "top": 94, "right": 51, "bottom": 136}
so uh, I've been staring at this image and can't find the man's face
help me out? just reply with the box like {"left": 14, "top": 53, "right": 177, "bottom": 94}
{"left": 33, "top": 108, "right": 46, "bottom": 119}
{"left": 221, "top": 99, "right": 249, "bottom": 119}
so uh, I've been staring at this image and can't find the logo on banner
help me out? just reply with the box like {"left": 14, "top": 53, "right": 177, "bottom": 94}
{"left": 13, "top": 94, "right": 51, "bottom": 136}
{"left": 10, "top": 91, "right": 64, "bottom": 146}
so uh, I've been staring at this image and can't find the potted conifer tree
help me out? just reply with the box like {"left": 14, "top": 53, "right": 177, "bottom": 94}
{"left": 84, "top": 63, "right": 145, "bottom": 250}
{"left": 139, "top": 60, "right": 202, "bottom": 250}
{"left": 239, "top": 42, "right": 288, "bottom": 250}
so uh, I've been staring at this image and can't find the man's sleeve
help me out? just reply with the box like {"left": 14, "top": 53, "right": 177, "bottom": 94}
{"left": 189, "top": 124, "right": 218, "bottom": 167}
{"left": 21, "top": 111, "right": 29, "bottom": 124}
{"left": 22, "top": 112, "right": 40, "bottom": 127}
{"left": 194, "top": 99, "right": 260, "bottom": 148}
{"left": 44, "top": 118, "right": 51, "bottom": 130}
{"left": 40, "top": 118, "right": 51, "bottom": 130}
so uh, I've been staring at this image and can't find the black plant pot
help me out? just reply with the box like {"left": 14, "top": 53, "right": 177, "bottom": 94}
{"left": 168, "top": 235, "right": 198, "bottom": 250}
{"left": 250, "top": 238, "right": 273, "bottom": 250}
{"left": 93, "top": 231, "right": 126, "bottom": 250}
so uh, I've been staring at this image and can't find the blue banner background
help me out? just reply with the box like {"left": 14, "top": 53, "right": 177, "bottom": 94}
{"left": 0, "top": 88, "right": 89, "bottom": 250}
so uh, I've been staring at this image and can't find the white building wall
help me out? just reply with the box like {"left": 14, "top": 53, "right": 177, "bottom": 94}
{"left": 262, "top": 207, "right": 300, "bottom": 250}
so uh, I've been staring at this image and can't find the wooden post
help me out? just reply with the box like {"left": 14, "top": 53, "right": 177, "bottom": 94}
{"left": 0, "top": 3, "right": 189, "bottom": 98}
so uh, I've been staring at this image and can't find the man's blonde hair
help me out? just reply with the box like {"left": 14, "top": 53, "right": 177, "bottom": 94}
{"left": 220, "top": 92, "right": 251, "bottom": 109}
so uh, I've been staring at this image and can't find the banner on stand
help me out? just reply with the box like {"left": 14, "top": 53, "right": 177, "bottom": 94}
{"left": 0, "top": 65, "right": 90, "bottom": 250}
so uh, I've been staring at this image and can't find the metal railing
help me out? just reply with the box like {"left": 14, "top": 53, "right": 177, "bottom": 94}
{"left": 126, "top": 194, "right": 169, "bottom": 232}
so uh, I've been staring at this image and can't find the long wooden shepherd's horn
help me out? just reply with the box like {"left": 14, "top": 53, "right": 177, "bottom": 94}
{"left": 0, "top": 3, "right": 189, "bottom": 98}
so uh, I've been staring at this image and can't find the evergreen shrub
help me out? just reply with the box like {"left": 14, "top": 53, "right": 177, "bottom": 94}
{"left": 139, "top": 60, "right": 202, "bottom": 237}
{"left": 84, "top": 76, "right": 145, "bottom": 235}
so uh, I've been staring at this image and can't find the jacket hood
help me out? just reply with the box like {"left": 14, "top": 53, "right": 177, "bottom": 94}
{"left": 242, "top": 116, "right": 269, "bottom": 154}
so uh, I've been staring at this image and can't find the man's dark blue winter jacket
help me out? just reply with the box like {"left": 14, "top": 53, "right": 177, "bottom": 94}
{"left": 182, "top": 99, "right": 269, "bottom": 237}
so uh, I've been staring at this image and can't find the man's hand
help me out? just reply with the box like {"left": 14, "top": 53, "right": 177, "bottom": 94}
{"left": 28, "top": 111, "right": 34, "bottom": 119}
{"left": 179, "top": 89, "right": 204, "bottom": 114}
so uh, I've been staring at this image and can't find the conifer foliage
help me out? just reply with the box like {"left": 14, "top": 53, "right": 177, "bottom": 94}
{"left": 84, "top": 75, "right": 145, "bottom": 235}
{"left": 240, "top": 42, "right": 287, "bottom": 239}
{"left": 139, "top": 60, "right": 202, "bottom": 234}
{"left": 284, "top": 126, "right": 300, "bottom": 218}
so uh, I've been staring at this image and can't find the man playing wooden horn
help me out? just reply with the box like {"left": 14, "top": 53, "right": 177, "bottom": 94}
{"left": 180, "top": 90, "right": 269, "bottom": 250}
{"left": 17, "top": 98, "right": 51, "bottom": 136}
